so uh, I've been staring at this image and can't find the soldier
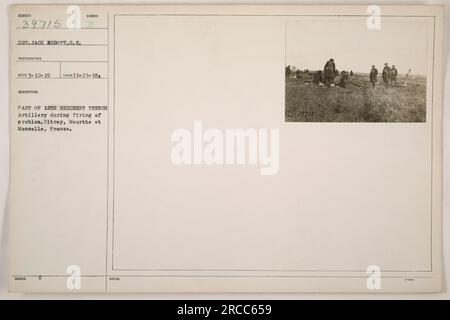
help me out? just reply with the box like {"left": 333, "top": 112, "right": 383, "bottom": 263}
{"left": 323, "top": 58, "right": 336, "bottom": 87}
{"left": 313, "top": 70, "right": 323, "bottom": 84}
{"left": 337, "top": 70, "right": 348, "bottom": 88}
{"left": 350, "top": 70, "right": 353, "bottom": 77}
{"left": 382, "top": 63, "right": 391, "bottom": 88}
{"left": 369, "top": 65, "right": 378, "bottom": 88}
{"left": 390, "top": 65, "right": 398, "bottom": 86}
{"left": 285, "top": 65, "right": 291, "bottom": 79}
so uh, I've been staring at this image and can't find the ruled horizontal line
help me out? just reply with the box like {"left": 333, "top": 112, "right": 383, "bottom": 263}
{"left": 16, "top": 44, "right": 108, "bottom": 47}
{"left": 11, "top": 274, "right": 435, "bottom": 279}
{"left": 16, "top": 27, "right": 108, "bottom": 30}
{"left": 16, "top": 77, "right": 108, "bottom": 80}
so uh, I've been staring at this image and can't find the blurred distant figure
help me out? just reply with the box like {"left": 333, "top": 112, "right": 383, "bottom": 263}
{"left": 390, "top": 65, "right": 398, "bottom": 86}
{"left": 313, "top": 70, "right": 323, "bottom": 84}
{"left": 382, "top": 63, "right": 391, "bottom": 88}
{"left": 369, "top": 65, "right": 378, "bottom": 88}
{"left": 403, "top": 68, "right": 412, "bottom": 87}
{"left": 349, "top": 70, "right": 353, "bottom": 77}
{"left": 323, "top": 58, "right": 336, "bottom": 87}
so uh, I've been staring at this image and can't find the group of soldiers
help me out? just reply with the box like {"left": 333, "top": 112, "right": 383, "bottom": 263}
{"left": 319, "top": 58, "right": 351, "bottom": 88}
{"left": 287, "top": 58, "right": 408, "bottom": 89}
{"left": 369, "top": 63, "right": 398, "bottom": 88}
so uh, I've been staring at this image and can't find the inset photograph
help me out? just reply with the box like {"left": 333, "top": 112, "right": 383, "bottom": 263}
{"left": 285, "top": 19, "right": 429, "bottom": 122}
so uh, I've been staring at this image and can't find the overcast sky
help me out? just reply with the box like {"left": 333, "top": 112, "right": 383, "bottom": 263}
{"left": 286, "top": 18, "right": 429, "bottom": 75}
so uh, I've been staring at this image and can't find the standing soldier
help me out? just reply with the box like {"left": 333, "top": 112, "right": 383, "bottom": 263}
{"left": 382, "top": 63, "right": 391, "bottom": 88}
{"left": 369, "top": 65, "right": 378, "bottom": 88}
{"left": 390, "top": 65, "right": 398, "bottom": 86}
{"left": 323, "top": 58, "right": 336, "bottom": 87}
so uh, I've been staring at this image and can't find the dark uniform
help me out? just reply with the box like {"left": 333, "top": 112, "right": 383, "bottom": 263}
{"left": 390, "top": 66, "right": 398, "bottom": 86}
{"left": 369, "top": 66, "right": 378, "bottom": 88}
{"left": 313, "top": 70, "right": 323, "bottom": 84}
{"left": 337, "top": 71, "right": 348, "bottom": 88}
{"left": 382, "top": 64, "right": 391, "bottom": 88}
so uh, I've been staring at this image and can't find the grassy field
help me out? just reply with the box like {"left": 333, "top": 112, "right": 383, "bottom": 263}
{"left": 285, "top": 73, "right": 426, "bottom": 122}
